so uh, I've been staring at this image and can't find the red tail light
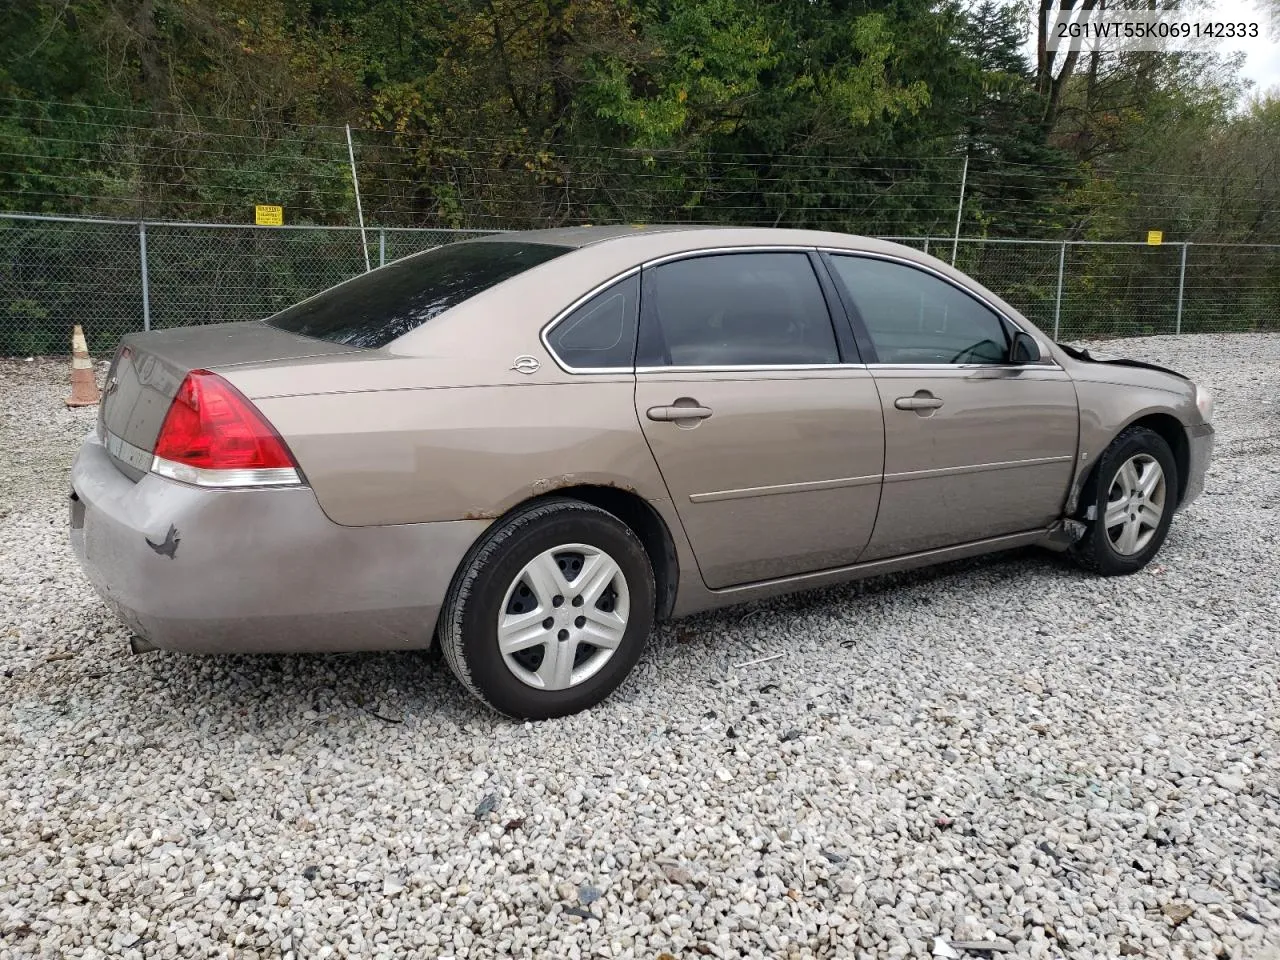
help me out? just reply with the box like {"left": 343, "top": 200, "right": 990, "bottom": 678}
{"left": 152, "top": 370, "right": 300, "bottom": 486}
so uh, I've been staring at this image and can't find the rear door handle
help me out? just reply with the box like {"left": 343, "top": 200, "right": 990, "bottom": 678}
{"left": 646, "top": 403, "right": 713, "bottom": 422}
{"left": 894, "top": 395, "right": 944, "bottom": 411}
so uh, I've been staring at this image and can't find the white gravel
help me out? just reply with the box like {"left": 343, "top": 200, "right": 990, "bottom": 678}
{"left": 2, "top": 334, "right": 1279, "bottom": 960}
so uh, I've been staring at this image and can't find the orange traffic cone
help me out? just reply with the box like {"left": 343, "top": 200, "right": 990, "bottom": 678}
{"left": 65, "top": 324, "right": 101, "bottom": 407}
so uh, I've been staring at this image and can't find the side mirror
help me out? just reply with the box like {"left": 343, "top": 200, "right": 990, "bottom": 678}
{"left": 1010, "top": 331, "right": 1041, "bottom": 364}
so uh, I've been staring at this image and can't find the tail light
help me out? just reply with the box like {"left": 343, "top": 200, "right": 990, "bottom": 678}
{"left": 151, "top": 370, "right": 302, "bottom": 487}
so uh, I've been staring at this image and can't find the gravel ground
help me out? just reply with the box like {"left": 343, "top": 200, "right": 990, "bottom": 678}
{"left": 1, "top": 334, "right": 1278, "bottom": 960}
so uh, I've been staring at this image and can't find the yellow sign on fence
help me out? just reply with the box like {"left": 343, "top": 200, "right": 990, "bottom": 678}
{"left": 254, "top": 204, "right": 284, "bottom": 226}
{"left": 1147, "top": 230, "right": 1163, "bottom": 245}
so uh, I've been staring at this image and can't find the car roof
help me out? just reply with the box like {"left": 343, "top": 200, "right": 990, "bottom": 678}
{"left": 471, "top": 223, "right": 936, "bottom": 252}
{"left": 471, "top": 224, "right": 727, "bottom": 248}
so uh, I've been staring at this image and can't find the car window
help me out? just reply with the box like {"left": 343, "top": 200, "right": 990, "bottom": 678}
{"left": 264, "top": 241, "right": 572, "bottom": 348}
{"left": 641, "top": 253, "right": 839, "bottom": 366}
{"left": 546, "top": 274, "right": 639, "bottom": 369}
{"left": 829, "top": 255, "right": 1010, "bottom": 365}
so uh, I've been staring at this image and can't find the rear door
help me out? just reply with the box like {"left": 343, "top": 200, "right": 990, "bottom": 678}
{"left": 825, "top": 253, "right": 1078, "bottom": 560}
{"left": 633, "top": 251, "right": 885, "bottom": 589}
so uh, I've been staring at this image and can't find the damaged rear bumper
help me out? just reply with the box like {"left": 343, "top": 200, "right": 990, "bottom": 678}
{"left": 69, "top": 431, "right": 488, "bottom": 654}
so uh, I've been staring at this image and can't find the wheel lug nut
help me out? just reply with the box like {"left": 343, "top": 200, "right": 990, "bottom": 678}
{"left": 552, "top": 595, "right": 564, "bottom": 607}
{"left": 543, "top": 617, "right": 554, "bottom": 630}
{"left": 557, "top": 629, "right": 569, "bottom": 641}
{"left": 571, "top": 596, "right": 584, "bottom": 607}
{"left": 575, "top": 616, "right": 586, "bottom": 628}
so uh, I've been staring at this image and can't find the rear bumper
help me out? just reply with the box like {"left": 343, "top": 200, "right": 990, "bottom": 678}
{"left": 69, "top": 431, "right": 487, "bottom": 654}
{"left": 1180, "top": 421, "right": 1214, "bottom": 510}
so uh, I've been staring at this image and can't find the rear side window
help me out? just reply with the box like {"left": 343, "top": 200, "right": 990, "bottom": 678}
{"left": 640, "top": 253, "right": 839, "bottom": 366}
{"left": 546, "top": 274, "right": 639, "bottom": 369}
{"left": 264, "top": 241, "right": 571, "bottom": 348}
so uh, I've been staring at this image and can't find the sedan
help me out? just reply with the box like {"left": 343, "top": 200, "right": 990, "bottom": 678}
{"left": 69, "top": 226, "right": 1215, "bottom": 718}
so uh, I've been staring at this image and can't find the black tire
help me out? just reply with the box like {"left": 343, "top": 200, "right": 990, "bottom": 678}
{"left": 1070, "top": 425, "right": 1178, "bottom": 576}
{"left": 438, "top": 497, "right": 655, "bottom": 719}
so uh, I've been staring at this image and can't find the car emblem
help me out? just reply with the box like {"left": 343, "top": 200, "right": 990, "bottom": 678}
{"left": 511, "top": 355, "right": 540, "bottom": 375}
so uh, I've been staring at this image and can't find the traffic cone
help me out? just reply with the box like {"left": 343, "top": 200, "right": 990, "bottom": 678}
{"left": 65, "top": 324, "right": 101, "bottom": 407}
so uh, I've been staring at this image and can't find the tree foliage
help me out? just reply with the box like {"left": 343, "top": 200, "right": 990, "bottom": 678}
{"left": 0, "top": 0, "right": 1275, "bottom": 242}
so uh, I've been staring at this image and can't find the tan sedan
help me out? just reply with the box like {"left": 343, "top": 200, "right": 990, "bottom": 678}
{"left": 70, "top": 226, "right": 1215, "bottom": 718}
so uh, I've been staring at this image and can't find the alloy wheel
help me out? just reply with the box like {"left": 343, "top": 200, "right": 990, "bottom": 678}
{"left": 1104, "top": 453, "right": 1166, "bottom": 556}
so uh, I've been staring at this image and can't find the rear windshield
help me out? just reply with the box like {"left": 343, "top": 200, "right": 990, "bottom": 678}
{"left": 263, "top": 240, "right": 572, "bottom": 347}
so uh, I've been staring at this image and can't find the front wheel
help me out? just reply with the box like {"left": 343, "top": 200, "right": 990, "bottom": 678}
{"left": 1071, "top": 425, "right": 1178, "bottom": 576}
{"left": 438, "top": 498, "right": 655, "bottom": 719}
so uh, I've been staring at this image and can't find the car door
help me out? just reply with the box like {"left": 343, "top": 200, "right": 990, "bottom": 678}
{"left": 824, "top": 252, "right": 1078, "bottom": 560}
{"left": 633, "top": 250, "right": 885, "bottom": 589}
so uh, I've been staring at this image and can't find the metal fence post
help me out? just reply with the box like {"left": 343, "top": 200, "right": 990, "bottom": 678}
{"left": 1175, "top": 242, "right": 1188, "bottom": 335}
{"left": 950, "top": 155, "right": 969, "bottom": 266}
{"left": 379, "top": 228, "right": 386, "bottom": 268}
{"left": 139, "top": 222, "right": 152, "bottom": 332}
{"left": 346, "top": 124, "right": 371, "bottom": 272}
{"left": 1052, "top": 241, "right": 1066, "bottom": 340}
{"left": 923, "top": 237, "right": 930, "bottom": 257}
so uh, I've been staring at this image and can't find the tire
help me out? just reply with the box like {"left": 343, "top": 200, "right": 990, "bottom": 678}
{"left": 1070, "top": 425, "right": 1178, "bottom": 576}
{"left": 438, "top": 497, "right": 655, "bottom": 719}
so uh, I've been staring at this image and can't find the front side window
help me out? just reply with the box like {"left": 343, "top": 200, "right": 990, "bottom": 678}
{"left": 545, "top": 274, "right": 639, "bottom": 369}
{"left": 829, "top": 255, "right": 1011, "bottom": 365}
{"left": 640, "top": 253, "right": 840, "bottom": 367}
{"left": 265, "top": 241, "right": 571, "bottom": 348}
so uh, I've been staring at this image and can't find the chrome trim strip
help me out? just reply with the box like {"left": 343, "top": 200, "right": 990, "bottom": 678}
{"left": 641, "top": 244, "right": 818, "bottom": 269}
{"left": 690, "top": 473, "right": 881, "bottom": 503}
{"left": 538, "top": 267, "right": 642, "bottom": 375}
{"left": 866, "top": 362, "right": 1064, "bottom": 372}
{"left": 151, "top": 455, "right": 302, "bottom": 488}
{"left": 636, "top": 363, "right": 868, "bottom": 374}
{"left": 883, "top": 455, "right": 1074, "bottom": 484}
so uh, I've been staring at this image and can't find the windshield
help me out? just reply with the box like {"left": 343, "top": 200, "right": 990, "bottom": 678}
{"left": 263, "top": 240, "right": 572, "bottom": 347}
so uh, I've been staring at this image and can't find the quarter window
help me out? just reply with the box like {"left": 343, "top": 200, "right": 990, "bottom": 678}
{"left": 641, "top": 253, "right": 840, "bottom": 367}
{"left": 829, "top": 256, "right": 1011, "bottom": 365}
{"left": 546, "top": 274, "right": 639, "bottom": 369}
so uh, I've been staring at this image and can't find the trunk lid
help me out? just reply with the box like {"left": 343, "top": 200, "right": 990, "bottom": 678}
{"left": 99, "top": 321, "right": 361, "bottom": 478}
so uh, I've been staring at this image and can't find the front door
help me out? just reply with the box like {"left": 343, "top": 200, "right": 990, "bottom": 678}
{"left": 634, "top": 251, "right": 885, "bottom": 588}
{"left": 825, "top": 253, "right": 1078, "bottom": 559}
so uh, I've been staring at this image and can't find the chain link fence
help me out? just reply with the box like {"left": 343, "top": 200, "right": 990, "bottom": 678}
{"left": 2, "top": 212, "right": 1277, "bottom": 356}
{"left": 0, "top": 214, "right": 492, "bottom": 355}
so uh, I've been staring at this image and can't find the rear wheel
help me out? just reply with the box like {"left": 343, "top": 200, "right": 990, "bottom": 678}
{"left": 438, "top": 498, "right": 655, "bottom": 719}
{"left": 1071, "top": 426, "right": 1177, "bottom": 575}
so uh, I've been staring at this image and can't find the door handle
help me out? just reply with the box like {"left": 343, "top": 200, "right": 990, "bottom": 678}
{"left": 646, "top": 403, "right": 713, "bottom": 422}
{"left": 894, "top": 395, "right": 944, "bottom": 411}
